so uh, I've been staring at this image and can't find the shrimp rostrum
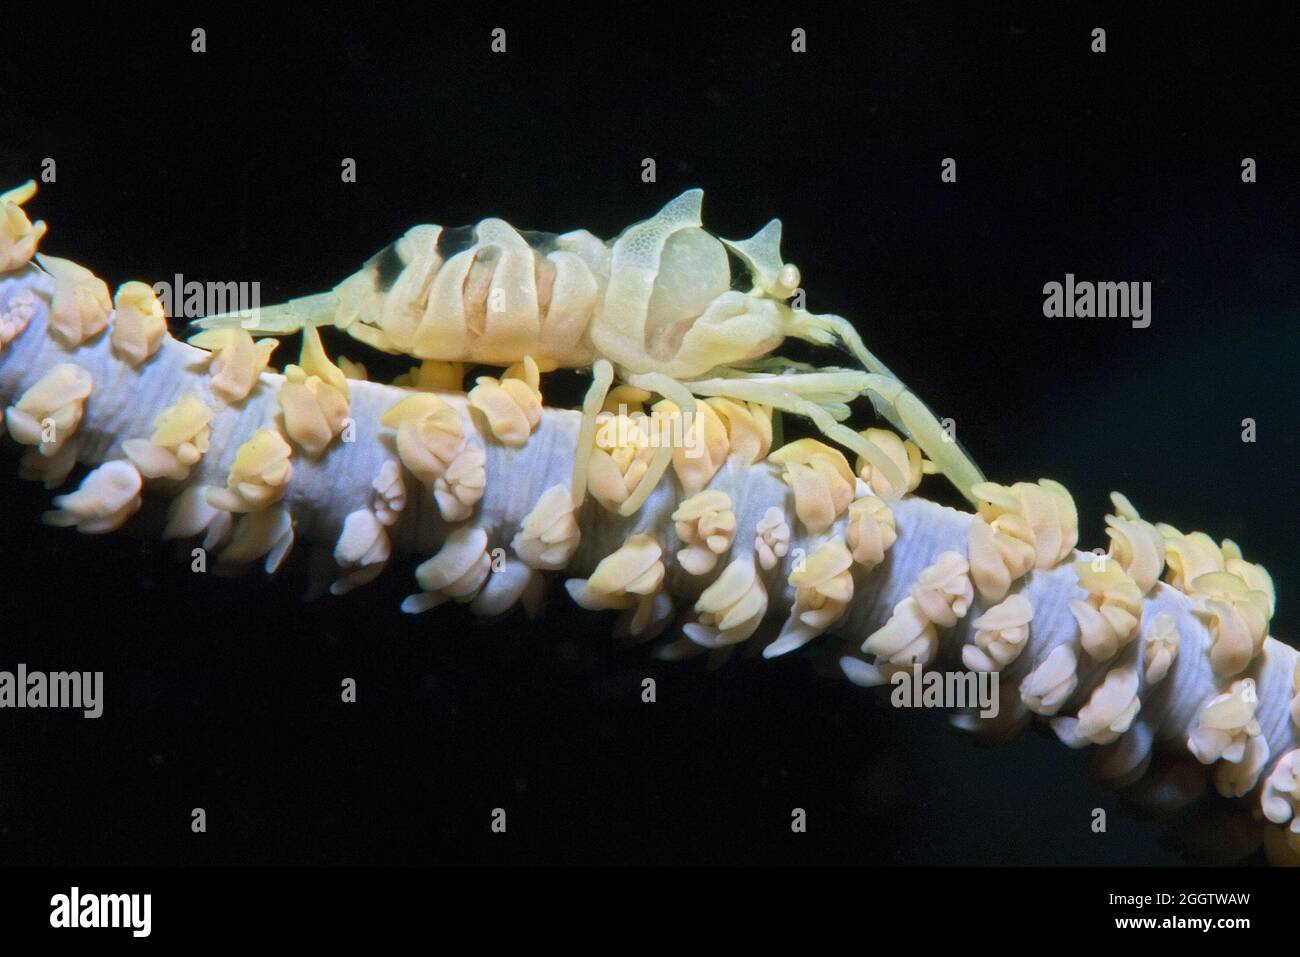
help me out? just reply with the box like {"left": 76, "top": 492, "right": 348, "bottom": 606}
{"left": 193, "top": 190, "right": 984, "bottom": 513}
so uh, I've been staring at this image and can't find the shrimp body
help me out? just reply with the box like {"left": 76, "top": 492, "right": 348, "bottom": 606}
{"left": 193, "top": 190, "right": 986, "bottom": 507}
{"left": 198, "top": 190, "right": 796, "bottom": 375}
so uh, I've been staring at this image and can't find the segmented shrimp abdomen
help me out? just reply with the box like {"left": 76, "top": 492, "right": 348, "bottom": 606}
{"left": 403, "top": 221, "right": 602, "bottom": 367}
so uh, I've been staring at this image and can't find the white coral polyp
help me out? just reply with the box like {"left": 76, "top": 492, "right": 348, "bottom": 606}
{"left": 962, "top": 593, "right": 1032, "bottom": 673}
{"left": 43, "top": 460, "right": 142, "bottom": 534}
{"left": 1188, "top": 679, "right": 1261, "bottom": 766}
{"left": 910, "top": 550, "right": 972, "bottom": 628}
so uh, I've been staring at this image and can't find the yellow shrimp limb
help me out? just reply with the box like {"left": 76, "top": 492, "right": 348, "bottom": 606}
{"left": 571, "top": 359, "right": 614, "bottom": 507}
{"left": 618, "top": 372, "right": 698, "bottom": 516}
{"left": 683, "top": 372, "right": 908, "bottom": 496}
{"left": 791, "top": 309, "right": 985, "bottom": 502}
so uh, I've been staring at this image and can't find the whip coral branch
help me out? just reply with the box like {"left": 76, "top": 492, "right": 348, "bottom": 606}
{"left": 1, "top": 239, "right": 1297, "bottom": 863}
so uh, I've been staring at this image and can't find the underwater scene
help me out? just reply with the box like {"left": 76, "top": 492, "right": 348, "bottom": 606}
{"left": 0, "top": 4, "right": 1296, "bottom": 938}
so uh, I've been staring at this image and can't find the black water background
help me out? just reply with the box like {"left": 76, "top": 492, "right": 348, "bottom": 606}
{"left": 0, "top": 4, "right": 1296, "bottom": 864}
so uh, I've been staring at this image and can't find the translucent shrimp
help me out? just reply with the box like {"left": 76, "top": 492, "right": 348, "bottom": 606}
{"left": 191, "top": 190, "right": 984, "bottom": 510}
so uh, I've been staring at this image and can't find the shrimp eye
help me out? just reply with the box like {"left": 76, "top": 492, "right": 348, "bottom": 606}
{"left": 776, "top": 263, "right": 801, "bottom": 299}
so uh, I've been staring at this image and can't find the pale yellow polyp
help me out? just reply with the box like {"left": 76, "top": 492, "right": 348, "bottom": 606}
{"left": 844, "top": 495, "right": 896, "bottom": 570}
{"left": 370, "top": 460, "right": 406, "bottom": 527}
{"left": 1072, "top": 667, "right": 1141, "bottom": 745}
{"left": 1260, "top": 750, "right": 1300, "bottom": 831}
{"left": 1069, "top": 557, "right": 1143, "bottom": 661}
{"left": 38, "top": 254, "right": 111, "bottom": 347}
{"left": 417, "top": 527, "right": 490, "bottom": 597}
{"left": 0, "top": 288, "right": 37, "bottom": 354}
{"left": 1143, "top": 611, "right": 1180, "bottom": 683}
{"left": 565, "top": 534, "right": 666, "bottom": 637}
{"left": 1019, "top": 643, "right": 1079, "bottom": 716}
{"left": 337, "top": 356, "right": 367, "bottom": 381}
{"left": 1193, "top": 676, "right": 1260, "bottom": 761}
{"left": 403, "top": 526, "right": 491, "bottom": 613}
{"left": 218, "top": 505, "right": 294, "bottom": 574}
{"left": 672, "top": 489, "right": 736, "bottom": 575}
{"left": 753, "top": 506, "right": 790, "bottom": 571}
{"left": 468, "top": 356, "right": 543, "bottom": 448}
{"left": 706, "top": 397, "right": 772, "bottom": 464}
{"left": 189, "top": 327, "right": 278, "bottom": 403}
{"left": 861, "top": 596, "right": 937, "bottom": 671}
{"left": 962, "top": 593, "right": 1032, "bottom": 673}
{"left": 463, "top": 557, "right": 542, "bottom": 619}
{"left": 1147, "top": 524, "right": 1273, "bottom": 678}
{"left": 392, "top": 359, "right": 464, "bottom": 391}
{"left": 278, "top": 375, "right": 349, "bottom": 457}
{"left": 1261, "top": 752, "right": 1300, "bottom": 862}
{"left": 110, "top": 281, "right": 167, "bottom": 367}
{"left": 586, "top": 411, "right": 655, "bottom": 513}
{"left": 299, "top": 322, "right": 349, "bottom": 395}
{"left": 1190, "top": 570, "right": 1271, "bottom": 677}
{"left": 512, "top": 484, "right": 581, "bottom": 570}
{"left": 42, "top": 460, "right": 142, "bottom": 534}
{"left": 380, "top": 393, "right": 467, "bottom": 488}
{"left": 1221, "top": 539, "right": 1276, "bottom": 618}
{"left": 1215, "top": 730, "right": 1271, "bottom": 799}
{"left": 966, "top": 515, "right": 1035, "bottom": 604}
{"left": 1188, "top": 678, "right": 1262, "bottom": 768}
{"left": 278, "top": 326, "right": 350, "bottom": 457}
{"left": 122, "top": 392, "right": 212, "bottom": 480}
{"left": 332, "top": 508, "right": 391, "bottom": 595}
{"left": 17, "top": 435, "right": 79, "bottom": 489}
{"left": 1157, "top": 524, "right": 1224, "bottom": 593}
{"left": 5, "top": 362, "right": 93, "bottom": 456}
{"left": 600, "top": 385, "right": 651, "bottom": 416}
{"left": 434, "top": 446, "right": 486, "bottom": 521}
{"left": 0, "top": 180, "right": 47, "bottom": 272}
{"left": 682, "top": 556, "right": 768, "bottom": 648}
{"left": 1104, "top": 493, "right": 1166, "bottom": 595}
{"left": 910, "top": 550, "right": 973, "bottom": 628}
{"left": 769, "top": 438, "right": 855, "bottom": 534}
{"left": 655, "top": 398, "right": 729, "bottom": 496}
{"left": 205, "top": 427, "right": 293, "bottom": 513}
{"left": 586, "top": 535, "right": 665, "bottom": 598}
{"left": 854, "top": 428, "right": 924, "bottom": 498}
{"left": 768, "top": 536, "right": 854, "bottom": 657}
{"left": 162, "top": 483, "right": 232, "bottom": 547}
{"left": 971, "top": 478, "right": 1078, "bottom": 571}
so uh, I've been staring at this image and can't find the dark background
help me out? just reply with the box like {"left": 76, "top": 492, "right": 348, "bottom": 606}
{"left": 0, "top": 4, "right": 1296, "bottom": 865}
